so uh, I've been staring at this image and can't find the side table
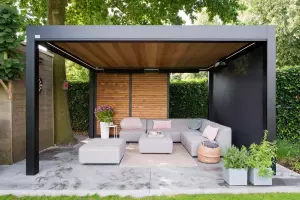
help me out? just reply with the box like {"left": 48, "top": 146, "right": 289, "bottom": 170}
{"left": 105, "top": 125, "right": 118, "bottom": 138}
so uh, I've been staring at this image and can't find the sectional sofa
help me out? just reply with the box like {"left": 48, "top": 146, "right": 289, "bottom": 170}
{"left": 119, "top": 118, "right": 232, "bottom": 156}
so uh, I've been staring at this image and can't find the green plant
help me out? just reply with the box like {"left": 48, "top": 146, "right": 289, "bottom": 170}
{"left": 68, "top": 82, "right": 89, "bottom": 132}
{"left": 248, "top": 130, "right": 277, "bottom": 177}
{"left": 94, "top": 105, "right": 114, "bottom": 123}
{"left": 0, "top": 5, "right": 25, "bottom": 80}
{"left": 223, "top": 145, "right": 249, "bottom": 169}
{"left": 277, "top": 139, "right": 300, "bottom": 173}
{"left": 169, "top": 79, "right": 208, "bottom": 118}
{"left": 276, "top": 66, "right": 300, "bottom": 142}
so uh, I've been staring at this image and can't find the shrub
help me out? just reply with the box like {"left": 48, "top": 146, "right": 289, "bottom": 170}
{"left": 68, "top": 82, "right": 89, "bottom": 132}
{"left": 248, "top": 130, "right": 277, "bottom": 177}
{"left": 223, "top": 145, "right": 249, "bottom": 169}
{"left": 169, "top": 79, "right": 208, "bottom": 118}
{"left": 276, "top": 66, "right": 300, "bottom": 141}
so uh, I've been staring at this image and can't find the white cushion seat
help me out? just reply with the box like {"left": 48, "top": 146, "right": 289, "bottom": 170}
{"left": 79, "top": 138, "right": 126, "bottom": 164}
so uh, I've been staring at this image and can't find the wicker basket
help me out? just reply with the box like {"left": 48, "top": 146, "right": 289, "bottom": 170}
{"left": 197, "top": 142, "right": 220, "bottom": 163}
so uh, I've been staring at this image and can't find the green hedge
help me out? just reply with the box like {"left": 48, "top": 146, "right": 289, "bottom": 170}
{"left": 68, "top": 82, "right": 89, "bottom": 132}
{"left": 169, "top": 80, "right": 208, "bottom": 118}
{"left": 276, "top": 66, "right": 300, "bottom": 141}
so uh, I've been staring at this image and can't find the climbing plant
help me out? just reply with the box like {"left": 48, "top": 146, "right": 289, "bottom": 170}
{"left": 0, "top": 5, "right": 25, "bottom": 81}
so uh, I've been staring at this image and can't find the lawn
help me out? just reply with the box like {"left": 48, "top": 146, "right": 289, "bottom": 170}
{"left": 1, "top": 194, "right": 300, "bottom": 200}
{"left": 277, "top": 140, "right": 300, "bottom": 173}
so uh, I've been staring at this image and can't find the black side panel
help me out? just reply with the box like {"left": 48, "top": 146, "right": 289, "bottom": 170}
{"left": 211, "top": 45, "right": 266, "bottom": 147}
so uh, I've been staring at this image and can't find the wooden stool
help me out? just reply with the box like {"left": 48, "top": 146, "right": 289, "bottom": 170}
{"left": 198, "top": 141, "right": 220, "bottom": 163}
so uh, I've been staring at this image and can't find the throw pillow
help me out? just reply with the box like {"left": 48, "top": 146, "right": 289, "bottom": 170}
{"left": 120, "top": 117, "right": 142, "bottom": 130}
{"left": 202, "top": 125, "right": 219, "bottom": 141}
{"left": 153, "top": 120, "right": 171, "bottom": 129}
{"left": 188, "top": 119, "right": 202, "bottom": 130}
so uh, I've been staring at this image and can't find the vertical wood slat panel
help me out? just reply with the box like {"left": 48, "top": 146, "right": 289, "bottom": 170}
{"left": 132, "top": 73, "right": 168, "bottom": 118}
{"left": 96, "top": 73, "right": 129, "bottom": 136}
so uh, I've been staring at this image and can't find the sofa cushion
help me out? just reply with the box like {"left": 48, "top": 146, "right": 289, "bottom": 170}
{"left": 146, "top": 119, "right": 191, "bottom": 130}
{"left": 153, "top": 120, "right": 171, "bottom": 129}
{"left": 120, "top": 117, "right": 142, "bottom": 130}
{"left": 202, "top": 125, "right": 219, "bottom": 141}
{"left": 188, "top": 119, "right": 202, "bottom": 130}
{"left": 119, "top": 129, "right": 146, "bottom": 142}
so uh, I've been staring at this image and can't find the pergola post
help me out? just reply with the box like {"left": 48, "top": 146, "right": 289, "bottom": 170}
{"left": 88, "top": 70, "right": 96, "bottom": 138}
{"left": 208, "top": 70, "right": 214, "bottom": 121}
{"left": 26, "top": 30, "right": 39, "bottom": 175}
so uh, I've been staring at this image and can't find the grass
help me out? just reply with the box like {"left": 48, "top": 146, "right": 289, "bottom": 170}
{"left": 1, "top": 194, "right": 300, "bottom": 200}
{"left": 277, "top": 139, "right": 300, "bottom": 173}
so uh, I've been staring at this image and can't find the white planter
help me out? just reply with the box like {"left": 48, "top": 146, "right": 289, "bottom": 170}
{"left": 100, "top": 122, "right": 110, "bottom": 139}
{"left": 248, "top": 168, "right": 272, "bottom": 185}
{"left": 223, "top": 168, "right": 248, "bottom": 185}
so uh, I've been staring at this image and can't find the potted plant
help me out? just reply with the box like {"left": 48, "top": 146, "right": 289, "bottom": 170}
{"left": 248, "top": 130, "right": 276, "bottom": 185}
{"left": 223, "top": 145, "right": 249, "bottom": 185}
{"left": 94, "top": 105, "right": 114, "bottom": 139}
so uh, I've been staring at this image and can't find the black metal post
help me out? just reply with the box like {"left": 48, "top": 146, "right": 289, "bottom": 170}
{"left": 26, "top": 33, "right": 39, "bottom": 175}
{"left": 88, "top": 70, "right": 96, "bottom": 138}
{"left": 208, "top": 70, "right": 214, "bottom": 120}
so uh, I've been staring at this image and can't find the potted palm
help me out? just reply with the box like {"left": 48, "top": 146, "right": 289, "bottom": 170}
{"left": 248, "top": 130, "right": 276, "bottom": 185}
{"left": 94, "top": 105, "right": 114, "bottom": 139}
{"left": 223, "top": 145, "right": 249, "bottom": 185}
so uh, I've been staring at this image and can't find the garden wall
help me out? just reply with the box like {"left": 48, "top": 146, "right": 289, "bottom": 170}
{"left": 0, "top": 44, "right": 54, "bottom": 164}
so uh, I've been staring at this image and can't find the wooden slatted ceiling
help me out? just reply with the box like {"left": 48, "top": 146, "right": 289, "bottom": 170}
{"left": 54, "top": 42, "right": 249, "bottom": 69}
{"left": 132, "top": 73, "right": 168, "bottom": 119}
{"left": 96, "top": 73, "right": 129, "bottom": 136}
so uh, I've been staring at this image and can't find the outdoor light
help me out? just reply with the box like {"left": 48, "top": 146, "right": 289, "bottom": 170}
{"left": 144, "top": 69, "right": 159, "bottom": 73}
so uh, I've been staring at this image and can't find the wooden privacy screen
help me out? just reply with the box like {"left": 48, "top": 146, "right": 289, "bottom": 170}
{"left": 96, "top": 73, "right": 130, "bottom": 136}
{"left": 132, "top": 73, "right": 168, "bottom": 119}
{"left": 96, "top": 73, "right": 168, "bottom": 136}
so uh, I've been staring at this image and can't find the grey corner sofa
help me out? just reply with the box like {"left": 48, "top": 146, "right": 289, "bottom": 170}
{"left": 119, "top": 118, "right": 232, "bottom": 156}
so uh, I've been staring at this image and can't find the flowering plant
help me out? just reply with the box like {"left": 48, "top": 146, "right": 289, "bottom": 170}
{"left": 94, "top": 105, "right": 114, "bottom": 122}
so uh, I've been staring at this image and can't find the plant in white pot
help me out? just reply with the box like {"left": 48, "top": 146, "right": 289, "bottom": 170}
{"left": 223, "top": 145, "right": 249, "bottom": 185}
{"left": 94, "top": 105, "right": 114, "bottom": 139}
{"left": 248, "top": 130, "right": 276, "bottom": 185}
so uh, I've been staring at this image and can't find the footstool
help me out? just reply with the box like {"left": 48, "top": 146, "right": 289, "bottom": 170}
{"left": 198, "top": 141, "right": 220, "bottom": 163}
{"left": 79, "top": 138, "right": 126, "bottom": 164}
{"left": 139, "top": 133, "right": 173, "bottom": 154}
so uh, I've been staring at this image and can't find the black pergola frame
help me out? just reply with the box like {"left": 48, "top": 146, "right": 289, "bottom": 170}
{"left": 26, "top": 25, "right": 276, "bottom": 175}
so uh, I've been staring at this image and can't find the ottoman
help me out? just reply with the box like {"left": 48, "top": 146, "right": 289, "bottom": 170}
{"left": 139, "top": 133, "right": 173, "bottom": 154}
{"left": 197, "top": 141, "right": 220, "bottom": 164}
{"left": 79, "top": 138, "right": 126, "bottom": 164}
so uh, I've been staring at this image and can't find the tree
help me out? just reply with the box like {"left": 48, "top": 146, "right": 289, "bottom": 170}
{"left": 66, "top": 60, "right": 89, "bottom": 82}
{"left": 0, "top": 5, "right": 24, "bottom": 81}
{"left": 17, "top": 0, "right": 243, "bottom": 144}
{"left": 238, "top": 0, "right": 300, "bottom": 68}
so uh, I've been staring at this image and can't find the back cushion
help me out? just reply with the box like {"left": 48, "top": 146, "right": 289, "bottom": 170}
{"left": 147, "top": 119, "right": 192, "bottom": 130}
{"left": 120, "top": 117, "right": 142, "bottom": 130}
{"left": 153, "top": 120, "right": 171, "bottom": 129}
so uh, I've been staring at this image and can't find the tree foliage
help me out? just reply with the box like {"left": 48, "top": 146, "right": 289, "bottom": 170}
{"left": 18, "top": 0, "right": 243, "bottom": 26}
{"left": 239, "top": 0, "right": 300, "bottom": 68}
{"left": 0, "top": 5, "right": 24, "bottom": 80}
{"left": 66, "top": 60, "right": 89, "bottom": 82}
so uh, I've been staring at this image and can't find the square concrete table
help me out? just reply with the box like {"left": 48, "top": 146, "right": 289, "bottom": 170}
{"left": 79, "top": 138, "right": 126, "bottom": 164}
{"left": 139, "top": 133, "right": 173, "bottom": 154}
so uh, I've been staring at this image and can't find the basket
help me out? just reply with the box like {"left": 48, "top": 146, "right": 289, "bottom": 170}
{"left": 197, "top": 141, "right": 220, "bottom": 163}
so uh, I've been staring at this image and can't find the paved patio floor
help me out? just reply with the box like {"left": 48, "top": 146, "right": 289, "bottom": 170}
{"left": 0, "top": 141, "right": 300, "bottom": 197}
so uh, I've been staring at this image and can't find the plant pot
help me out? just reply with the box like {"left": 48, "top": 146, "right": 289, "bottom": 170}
{"left": 248, "top": 168, "right": 272, "bottom": 185}
{"left": 223, "top": 168, "right": 248, "bottom": 185}
{"left": 100, "top": 122, "right": 110, "bottom": 139}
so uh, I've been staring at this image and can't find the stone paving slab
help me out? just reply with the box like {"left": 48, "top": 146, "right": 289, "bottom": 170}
{"left": 0, "top": 144, "right": 300, "bottom": 197}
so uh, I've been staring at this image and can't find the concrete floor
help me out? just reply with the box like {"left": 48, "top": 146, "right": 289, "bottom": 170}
{"left": 0, "top": 141, "right": 300, "bottom": 197}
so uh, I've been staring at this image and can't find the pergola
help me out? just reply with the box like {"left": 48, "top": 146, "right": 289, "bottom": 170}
{"left": 26, "top": 25, "right": 276, "bottom": 175}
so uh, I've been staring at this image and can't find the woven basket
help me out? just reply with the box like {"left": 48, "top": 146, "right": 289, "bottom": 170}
{"left": 197, "top": 142, "right": 220, "bottom": 163}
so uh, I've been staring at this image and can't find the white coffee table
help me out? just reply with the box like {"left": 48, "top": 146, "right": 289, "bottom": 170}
{"left": 139, "top": 133, "right": 173, "bottom": 154}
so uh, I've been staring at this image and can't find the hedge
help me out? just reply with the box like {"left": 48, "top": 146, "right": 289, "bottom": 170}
{"left": 169, "top": 79, "right": 208, "bottom": 118}
{"left": 68, "top": 82, "right": 89, "bottom": 132}
{"left": 276, "top": 66, "right": 300, "bottom": 141}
